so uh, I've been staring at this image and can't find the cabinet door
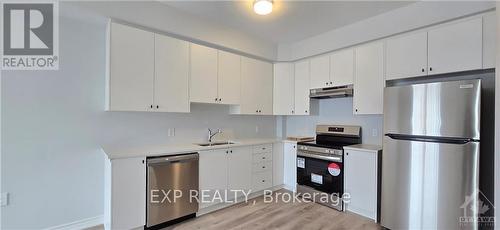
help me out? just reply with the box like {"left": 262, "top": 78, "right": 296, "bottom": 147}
{"left": 386, "top": 31, "right": 428, "bottom": 80}
{"left": 309, "top": 55, "right": 330, "bottom": 89}
{"left": 354, "top": 42, "right": 385, "bottom": 115}
{"left": 294, "top": 60, "right": 310, "bottom": 115}
{"left": 272, "top": 143, "right": 284, "bottom": 186}
{"left": 111, "top": 157, "right": 146, "bottom": 229}
{"left": 218, "top": 51, "right": 241, "bottom": 105}
{"left": 190, "top": 44, "right": 218, "bottom": 103}
{"left": 240, "top": 57, "right": 260, "bottom": 114}
{"left": 227, "top": 147, "right": 252, "bottom": 200}
{"left": 283, "top": 142, "right": 297, "bottom": 192}
{"left": 330, "top": 48, "right": 355, "bottom": 86}
{"left": 428, "top": 18, "right": 482, "bottom": 75}
{"left": 154, "top": 34, "right": 190, "bottom": 112}
{"left": 199, "top": 149, "right": 227, "bottom": 208}
{"left": 344, "top": 149, "right": 378, "bottom": 221}
{"left": 273, "top": 63, "right": 294, "bottom": 115}
{"left": 257, "top": 61, "right": 274, "bottom": 115}
{"left": 108, "top": 22, "right": 154, "bottom": 111}
{"left": 482, "top": 13, "right": 496, "bottom": 69}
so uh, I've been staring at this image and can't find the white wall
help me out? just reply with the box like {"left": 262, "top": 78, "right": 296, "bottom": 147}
{"left": 278, "top": 1, "right": 496, "bottom": 61}
{"left": 285, "top": 98, "right": 383, "bottom": 145}
{"left": 73, "top": 1, "right": 277, "bottom": 61}
{"left": 0, "top": 3, "right": 276, "bottom": 229}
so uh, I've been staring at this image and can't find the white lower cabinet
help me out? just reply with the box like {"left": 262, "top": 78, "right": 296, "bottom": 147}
{"left": 104, "top": 157, "right": 146, "bottom": 230}
{"left": 199, "top": 149, "right": 228, "bottom": 209}
{"left": 251, "top": 144, "right": 273, "bottom": 192}
{"left": 283, "top": 142, "right": 297, "bottom": 192}
{"left": 227, "top": 147, "right": 252, "bottom": 200}
{"left": 272, "top": 143, "right": 285, "bottom": 186}
{"left": 199, "top": 144, "right": 275, "bottom": 209}
{"left": 343, "top": 147, "right": 381, "bottom": 221}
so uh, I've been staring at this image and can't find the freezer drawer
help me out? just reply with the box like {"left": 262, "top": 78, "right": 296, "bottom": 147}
{"left": 384, "top": 79, "right": 481, "bottom": 139}
{"left": 380, "top": 136, "right": 479, "bottom": 230}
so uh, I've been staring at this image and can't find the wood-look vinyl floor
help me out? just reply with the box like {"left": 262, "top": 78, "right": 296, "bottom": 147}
{"left": 89, "top": 190, "right": 382, "bottom": 230}
{"left": 170, "top": 190, "right": 381, "bottom": 230}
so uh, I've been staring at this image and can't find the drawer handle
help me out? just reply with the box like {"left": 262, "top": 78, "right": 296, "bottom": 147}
{"left": 262, "top": 148, "right": 266, "bottom": 150}
{"left": 262, "top": 157, "right": 266, "bottom": 159}
{"left": 262, "top": 166, "right": 266, "bottom": 169}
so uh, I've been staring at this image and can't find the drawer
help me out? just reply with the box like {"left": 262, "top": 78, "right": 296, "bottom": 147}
{"left": 252, "top": 161, "right": 272, "bottom": 172}
{"left": 253, "top": 144, "right": 273, "bottom": 154}
{"left": 252, "top": 171, "right": 273, "bottom": 191}
{"left": 252, "top": 151, "right": 272, "bottom": 163}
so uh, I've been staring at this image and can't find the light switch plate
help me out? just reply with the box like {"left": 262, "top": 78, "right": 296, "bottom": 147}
{"left": 1, "top": 192, "right": 9, "bottom": 207}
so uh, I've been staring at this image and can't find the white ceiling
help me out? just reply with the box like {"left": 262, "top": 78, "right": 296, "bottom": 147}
{"left": 161, "top": 1, "right": 415, "bottom": 44}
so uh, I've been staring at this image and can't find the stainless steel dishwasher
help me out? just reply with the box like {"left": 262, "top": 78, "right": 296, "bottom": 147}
{"left": 146, "top": 153, "right": 199, "bottom": 228}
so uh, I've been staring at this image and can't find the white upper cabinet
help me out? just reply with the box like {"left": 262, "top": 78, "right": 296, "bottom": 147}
{"left": 190, "top": 44, "right": 218, "bottom": 103}
{"left": 154, "top": 34, "right": 190, "bottom": 112}
{"left": 107, "top": 22, "right": 155, "bottom": 111}
{"left": 273, "top": 63, "right": 295, "bottom": 115}
{"left": 294, "top": 60, "right": 311, "bottom": 115}
{"left": 386, "top": 31, "right": 428, "bottom": 80}
{"left": 354, "top": 41, "right": 385, "bottom": 115}
{"left": 482, "top": 12, "right": 496, "bottom": 69}
{"left": 309, "top": 55, "right": 330, "bottom": 89}
{"left": 428, "top": 18, "right": 482, "bottom": 75}
{"left": 238, "top": 57, "right": 273, "bottom": 115}
{"left": 330, "top": 48, "right": 355, "bottom": 86}
{"left": 218, "top": 51, "right": 241, "bottom": 105}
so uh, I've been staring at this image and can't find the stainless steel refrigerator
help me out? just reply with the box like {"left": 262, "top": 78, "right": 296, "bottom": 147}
{"left": 381, "top": 79, "right": 481, "bottom": 230}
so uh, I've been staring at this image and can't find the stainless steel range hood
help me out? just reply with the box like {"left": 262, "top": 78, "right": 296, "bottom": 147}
{"left": 309, "top": 85, "right": 353, "bottom": 99}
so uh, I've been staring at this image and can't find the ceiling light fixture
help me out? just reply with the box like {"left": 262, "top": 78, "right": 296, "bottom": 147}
{"left": 253, "top": 0, "right": 273, "bottom": 15}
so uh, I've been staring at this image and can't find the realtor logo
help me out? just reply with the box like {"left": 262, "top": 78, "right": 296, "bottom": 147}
{"left": 1, "top": 2, "right": 59, "bottom": 70}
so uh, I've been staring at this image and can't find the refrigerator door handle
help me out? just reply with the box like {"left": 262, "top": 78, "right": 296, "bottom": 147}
{"left": 385, "top": 133, "right": 477, "bottom": 144}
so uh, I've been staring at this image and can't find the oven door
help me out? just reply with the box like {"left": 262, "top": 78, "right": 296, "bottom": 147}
{"left": 296, "top": 152, "right": 343, "bottom": 195}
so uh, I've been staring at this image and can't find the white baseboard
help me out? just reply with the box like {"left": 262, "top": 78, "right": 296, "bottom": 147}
{"left": 44, "top": 215, "right": 103, "bottom": 230}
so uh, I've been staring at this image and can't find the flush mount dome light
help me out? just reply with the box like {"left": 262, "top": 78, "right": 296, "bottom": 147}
{"left": 253, "top": 0, "right": 273, "bottom": 15}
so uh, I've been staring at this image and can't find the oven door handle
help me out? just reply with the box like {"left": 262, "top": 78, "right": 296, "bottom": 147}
{"left": 297, "top": 151, "right": 342, "bottom": 162}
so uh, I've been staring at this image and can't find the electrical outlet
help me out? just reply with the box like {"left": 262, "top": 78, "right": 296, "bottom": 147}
{"left": 167, "top": 128, "right": 176, "bottom": 137}
{"left": 1, "top": 192, "right": 9, "bottom": 207}
{"left": 372, "top": 129, "right": 378, "bottom": 137}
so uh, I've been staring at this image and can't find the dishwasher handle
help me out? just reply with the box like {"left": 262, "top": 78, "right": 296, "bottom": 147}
{"left": 147, "top": 153, "right": 199, "bottom": 166}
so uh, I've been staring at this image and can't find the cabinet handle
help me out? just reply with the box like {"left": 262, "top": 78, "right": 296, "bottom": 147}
{"left": 429, "top": 67, "right": 433, "bottom": 72}
{"left": 156, "top": 105, "right": 159, "bottom": 109}
{"left": 150, "top": 105, "right": 153, "bottom": 109}
{"left": 330, "top": 82, "right": 333, "bottom": 85}
{"left": 262, "top": 166, "right": 265, "bottom": 169}
{"left": 355, "top": 109, "right": 358, "bottom": 112}
{"left": 142, "top": 160, "right": 145, "bottom": 164}
{"left": 219, "top": 98, "right": 222, "bottom": 102}
{"left": 421, "top": 68, "right": 425, "bottom": 72}
{"left": 346, "top": 152, "right": 349, "bottom": 156}
{"left": 262, "top": 180, "right": 265, "bottom": 182}
{"left": 305, "top": 110, "right": 308, "bottom": 113}
{"left": 230, "top": 150, "right": 233, "bottom": 153}
{"left": 226, "top": 151, "right": 229, "bottom": 154}
{"left": 262, "top": 157, "right": 266, "bottom": 159}
{"left": 256, "top": 110, "right": 259, "bottom": 113}
{"left": 325, "top": 82, "right": 328, "bottom": 86}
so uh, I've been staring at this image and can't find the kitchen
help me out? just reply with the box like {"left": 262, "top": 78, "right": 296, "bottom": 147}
{"left": 1, "top": 1, "right": 499, "bottom": 230}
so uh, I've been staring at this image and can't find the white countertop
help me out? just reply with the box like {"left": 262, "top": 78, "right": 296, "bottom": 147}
{"left": 343, "top": 144, "right": 382, "bottom": 152}
{"left": 102, "top": 138, "right": 286, "bottom": 159}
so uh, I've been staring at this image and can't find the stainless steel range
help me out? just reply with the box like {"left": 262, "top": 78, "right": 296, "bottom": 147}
{"left": 296, "top": 125, "right": 361, "bottom": 211}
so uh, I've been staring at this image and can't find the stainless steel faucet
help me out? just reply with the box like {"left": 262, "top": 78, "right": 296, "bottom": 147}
{"left": 208, "top": 128, "right": 221, "bottom": 142}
